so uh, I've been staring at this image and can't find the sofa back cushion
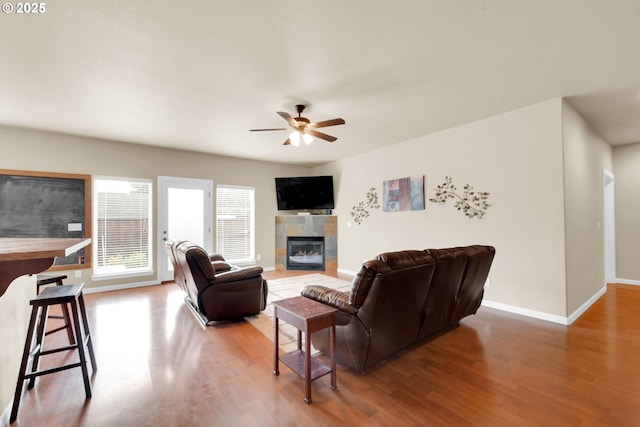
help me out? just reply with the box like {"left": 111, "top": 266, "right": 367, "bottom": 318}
{"left": 349, "top": 250, "right": 435, "bottom": 307}
{"left": 165, "top": 240, "right": 186, "bottom": 292}
{"left": 376, "top": 250, "right": 434, "bottom": 270}
{"left": 354, "top": 250, "right": 437, "bottom": 370}
{"left": 175, "top": 241, "right": 220, "bottom": 307}
{"left": 184, "top": 243, "right": 216, "bottom": 282}
{"left": 418, "top": 247, "right": 467, "bottom": 340}
{"left": 173, "top": 242, "right": 203, "bottom": 304}
{"left": 450, "top": 245, "right": 495, "bottom": 323}
{"left": 349, "top": 260, "right": 390, "bottom": 307}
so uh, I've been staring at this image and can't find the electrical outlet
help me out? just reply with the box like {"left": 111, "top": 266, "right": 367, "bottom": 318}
{"left": 256, "top": 254, "right": 261, "bottom": 261}
{"left": 75, "top": 270, "right": 82, "bottom": 278}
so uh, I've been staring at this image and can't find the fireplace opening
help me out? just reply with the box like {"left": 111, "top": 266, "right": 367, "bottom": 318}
{"left": 287, "top": 236, "right": 325, "bottom": 271}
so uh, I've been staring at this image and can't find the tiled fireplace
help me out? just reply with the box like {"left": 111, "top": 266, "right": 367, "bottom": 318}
{"left": 275, "top": 215, "right": 337, "bottom": 271}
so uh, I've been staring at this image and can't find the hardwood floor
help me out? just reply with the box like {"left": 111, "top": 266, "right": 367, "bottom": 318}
{"left": 4, "top": 272, "right": 640, "bottom": 427}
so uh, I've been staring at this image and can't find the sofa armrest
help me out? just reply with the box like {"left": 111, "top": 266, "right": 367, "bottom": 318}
{"left": 209, "top": 253, "right": 226, "bottom": 262}
{"left": 211, "top": 266, "right": 264, "bottom": 285}
{"left": 211, "top": 260, "right": 233, "bottom": 272}
{"left": 302, "top": 285, "right": 358, "bottom": 315}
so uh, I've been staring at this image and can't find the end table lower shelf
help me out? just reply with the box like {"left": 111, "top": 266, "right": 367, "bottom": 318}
{"left": 279, "top": 349, "right": 333, "bottom": 381}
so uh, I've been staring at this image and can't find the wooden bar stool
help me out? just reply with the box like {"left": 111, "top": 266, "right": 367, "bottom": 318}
{"left": 10, "top": 283, "right": 97, "bottom": 423}
{"left": 36, "top": 274, "right": 75, "bottom": 345}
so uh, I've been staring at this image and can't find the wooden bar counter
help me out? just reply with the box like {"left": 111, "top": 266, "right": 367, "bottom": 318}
{"left": 0, "top": 238, "right": 91, "bottom": 298}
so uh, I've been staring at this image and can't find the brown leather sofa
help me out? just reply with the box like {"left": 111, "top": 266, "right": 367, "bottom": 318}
{"left": 165, "top": 240, "right": 268, "bottom": 324}
{"left": 301, "top": 245, "right": 495, "bottom": 372}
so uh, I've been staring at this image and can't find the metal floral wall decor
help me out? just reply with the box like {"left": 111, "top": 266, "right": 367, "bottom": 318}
{"left": 429, "top": 176, "right": 490, "bottom": 219}
{"left": 382, "top": 176, "right": 425, "bottom": 212}
{"left": 350, "top": 187, "right": 380, "bottom": 225}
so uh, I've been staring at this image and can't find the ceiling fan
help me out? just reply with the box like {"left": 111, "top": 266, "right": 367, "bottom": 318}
{"left": 250, "top": 104, "right": 345, "bottom": 146}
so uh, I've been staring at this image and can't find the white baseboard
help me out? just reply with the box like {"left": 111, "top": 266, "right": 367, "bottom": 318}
{"left": 566, "top": 285, "right": 607, "bottom": 324}
{"left": 482, "top": 285, "right": 607, "bottom": 326}
{"left": 1, "top": 404, "right": 10, "bottom": 427}
{"left": 82, "top": 279, "right": 160, "bottom": 294}
{"left": 615, "top": 278, "right": 640, "bottom": 286}
{"left": 481, "top": 299, "right": 570, "bottom": 325}
{"left": 337, "top": 267, "right": 358, "bottom": 277}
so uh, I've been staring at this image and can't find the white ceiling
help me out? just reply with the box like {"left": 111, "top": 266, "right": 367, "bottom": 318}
{"left": 2, "top": 1, "right": 640, "bottom": 166}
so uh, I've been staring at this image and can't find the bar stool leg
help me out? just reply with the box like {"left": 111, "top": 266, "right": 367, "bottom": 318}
{"left": 78, "top": 292, "right": 97, "bottom": 371}
{"left": 70, "top": 299, "right": 92, "bottom": 398}
{"left": 59, "top": 302, "right": 76, "bottom": 345}
{"left": 28, "top": 305, "right": 49, "bottom": 389}
{"left": 10, "top": 306, "right": 39, "bottom": 423}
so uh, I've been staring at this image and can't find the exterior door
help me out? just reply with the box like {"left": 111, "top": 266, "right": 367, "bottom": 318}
{"left": 158, "top": 176, "right": 213, "bottom": 282}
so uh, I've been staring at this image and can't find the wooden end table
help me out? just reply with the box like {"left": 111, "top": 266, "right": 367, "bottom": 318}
{"left": 273, "top": 296, "right": 337, "bottom": 403}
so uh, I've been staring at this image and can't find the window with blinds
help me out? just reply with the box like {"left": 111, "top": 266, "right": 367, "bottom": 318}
{"left": 216, "top": 185, "right": 255, "bottom": 263}
{"left": 93, "top": 177, "right": 152, "bottom": 277}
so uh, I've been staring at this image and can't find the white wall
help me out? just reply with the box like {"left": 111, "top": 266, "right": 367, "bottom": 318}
{"left": 613, "top": 142, "right": 640, "bottom": 281}
{"left": 0, "top": 275, "right": 34, "bottom": 423}
{"left": 561, "top": 101, "right": 612, "bottom": 314}
{"left": 316, "top": 99, "right": 570, "bottom": 318}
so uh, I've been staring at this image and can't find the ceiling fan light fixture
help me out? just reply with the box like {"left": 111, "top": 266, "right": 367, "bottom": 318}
{"left": 289, "top": 130, "right": 301, "bottom": 146}
{"left": 303, "top": 133, "right": 314, "bottom": 145}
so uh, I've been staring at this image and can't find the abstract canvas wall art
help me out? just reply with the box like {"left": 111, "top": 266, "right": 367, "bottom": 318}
{"left": 382, "top": 176, "right": 425, "bottom": 212}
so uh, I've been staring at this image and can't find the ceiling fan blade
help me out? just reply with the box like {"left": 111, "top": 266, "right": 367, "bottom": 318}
{"left": 249, "top": 128, "right": 288, "bottom": 132}
{"left": 310, "top": 118, "right": 345, "bottom": 129}
{"left": 306, "top": 129, "right": 337, "bottom": 142}
{"left": 283, "top": 138, "right": 291, "bottom": 146}
{"left": 277, "top": 111, "right": 300, "bottom": 129}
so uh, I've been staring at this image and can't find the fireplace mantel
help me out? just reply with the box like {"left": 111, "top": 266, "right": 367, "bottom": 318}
{"left": 275, "top": 215, "right": 337, "bottom": 271}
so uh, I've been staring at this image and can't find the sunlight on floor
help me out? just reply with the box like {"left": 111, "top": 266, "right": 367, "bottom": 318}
{"left": 86, "top": 286, "right": 190, "bottom": 411}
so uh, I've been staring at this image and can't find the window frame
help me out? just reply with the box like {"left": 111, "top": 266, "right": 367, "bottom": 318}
{"left": 92, "top": 176, "right": 153, "bottom": 280}
{"left": 215, "top": 184, "right": 255, "bottom": 264}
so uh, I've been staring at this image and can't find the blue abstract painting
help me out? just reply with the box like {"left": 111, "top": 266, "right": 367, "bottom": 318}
{"left": 382, "top": 176, "right": 425, "bottom": 212}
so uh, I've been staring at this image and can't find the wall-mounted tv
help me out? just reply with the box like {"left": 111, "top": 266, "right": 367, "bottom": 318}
{"left": 275, "top": 175, "right": 335, "bottom": 211}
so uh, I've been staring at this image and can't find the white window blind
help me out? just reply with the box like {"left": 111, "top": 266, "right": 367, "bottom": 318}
{"left": 93, "top": 177, "right": 152, "bottom": 277}
{"left": 216, "top": 185, "right": 255, "bottom": 263}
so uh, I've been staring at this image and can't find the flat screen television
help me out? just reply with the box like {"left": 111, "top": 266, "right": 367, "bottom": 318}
{"left": 275, "top": 176, "right": 335, "bottom": 211}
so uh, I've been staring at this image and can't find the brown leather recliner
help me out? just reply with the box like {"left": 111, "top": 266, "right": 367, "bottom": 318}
{"left": 302, "top": 245, "right": 495, "bottom": 372}
{"left": 165, "top": 240, "right": 268, "bottom": 324}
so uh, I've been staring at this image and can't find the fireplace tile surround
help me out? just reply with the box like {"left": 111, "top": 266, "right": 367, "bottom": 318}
{"left": 275, "top": 215, "right": 337, "bottom": 271}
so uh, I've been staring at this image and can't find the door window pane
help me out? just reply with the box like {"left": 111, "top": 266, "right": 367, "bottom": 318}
{"left": 168, "top": 188, "right": 205, "bottom": 245}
